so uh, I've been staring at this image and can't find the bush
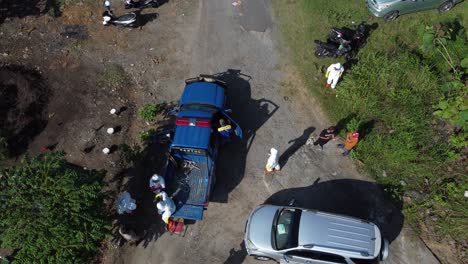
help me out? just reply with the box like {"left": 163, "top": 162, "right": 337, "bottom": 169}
{"left": 139, "top": 128, "right": 156, "bottom": 143}
{"left": 0, "top": 152, "right": 110, "bottom": 263}
{"left": 139, "top": 104, "right": 160, "bottom": 123}
{"left": 0, "top": 134, "right": 7, "bottom": 162}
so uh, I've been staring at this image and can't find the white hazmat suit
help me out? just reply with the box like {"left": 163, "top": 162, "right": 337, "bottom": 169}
{"left": 156, "top": 191, "right": 176, "bottom": 224}
{"left": 265, "top": 148, "right": 281, "bottom": 173}
{"left": 326, "top": 63, "right": 344, "bottom": 89}
{"left": 149, "top": 174, "right": 165, "bottom": 194}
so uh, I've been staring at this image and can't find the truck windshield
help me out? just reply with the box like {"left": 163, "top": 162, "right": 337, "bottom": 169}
{"left": 273, "top": 208, "right": 301, "bottom": 250}
{"left": 180, "top": 103, "right": 219, "bottom": 114}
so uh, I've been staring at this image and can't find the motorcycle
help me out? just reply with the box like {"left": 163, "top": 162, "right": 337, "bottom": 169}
{"left": 314, "top": 39, "right": 353, "bottom": 59}
{"left": 329, "top": 22, "right": 366, "bottom": 50}
{"left": 125, "top": 0, "right": 160, "bottom": 9}
{"left": 314, "top": 22, "right": 367, "bottom": 59}
{"left": 102, "top": 1, "right": 138, "bottom": 27}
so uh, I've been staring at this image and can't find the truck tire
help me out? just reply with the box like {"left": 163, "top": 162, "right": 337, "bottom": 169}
{"left": 438, "top": 1, "right": 454, "bottom": 12}
{"left": 384, "top": 11, "right": 399, "bottom": 22}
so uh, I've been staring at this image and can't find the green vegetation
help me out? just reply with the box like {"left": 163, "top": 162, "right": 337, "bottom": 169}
{"left": 139, "top": 128, "right": 157, "bottom": 143}
{"left": 48, "top": 0, "right": 66, "bottom": 17}
{"left": 0, "top": 152, "right": 110, "bottom": 263}
{"left": 101, "top": 64, "right": 132, "bottom": 90}
{"left": 139, "top": 104, "right": 161, "bottom": 123}
{"left": 119, "top": 144, "right": 144, "bottom": 165}
{"left": 272, "top": 0, "right": 467, "bottom": 243}
{"left": 0, "top": 133, "right": 7, "bottom": 162}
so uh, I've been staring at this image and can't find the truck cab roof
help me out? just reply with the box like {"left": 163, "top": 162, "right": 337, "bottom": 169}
{"left": 173, "top": 81, "right": 226, "bottom": 150}
{"left": 179, "top": 81, "right": 225, "bottom": 110}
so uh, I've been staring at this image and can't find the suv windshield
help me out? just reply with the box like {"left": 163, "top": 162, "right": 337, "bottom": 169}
{"left": 180, "top": 103, "right": 219, "bottom": 114}
{"left": 273, "top": 208, "right": 301, "bottom": 250}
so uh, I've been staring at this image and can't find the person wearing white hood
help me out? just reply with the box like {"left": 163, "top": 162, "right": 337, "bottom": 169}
{"left": 265, "top": 148, "right": 281, "bottom": 174}
{"left": 149, "top": 174, "right": 165, "bottom": 194}
{"left": 325, "top": 63, "right": 344, "bottom": 89}
{"left": 155, "top": 191, "right": 176, "bottom": 224}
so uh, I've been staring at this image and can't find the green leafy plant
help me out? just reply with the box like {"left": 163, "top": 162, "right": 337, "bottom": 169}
{"left": 48, "top": 0, "right": 66, "bottom": 16}
{"left": 0, "top": 152, "right": 110, "bottom": 263}
{"left": 421, "top": 22, "right": 461, "bottom": 74}
{"left": 139, "top": 104, "right": 160, "bottom": 123}
{"left": 119, "top": 144, "right": 144, "bottom": 165}
{"left": 345, "top": 117, "right": 360, "bottom": 133}
{"left": 139, "top": 128, "right": 156, "bottom": 143}
{"left": 0, "top": 134, "right": 7, "bottom": 162}
{"left": 433, "top": 89, "right": 468, "bottom": 129}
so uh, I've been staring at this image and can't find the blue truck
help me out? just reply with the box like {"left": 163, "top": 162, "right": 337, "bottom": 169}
{"left": 162, "top": 75, "right": 242, "bottom": 222}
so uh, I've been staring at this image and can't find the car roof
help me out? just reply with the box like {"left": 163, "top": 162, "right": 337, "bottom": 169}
{"left": 298, "top": 209, "right": 381, "bottom": 259}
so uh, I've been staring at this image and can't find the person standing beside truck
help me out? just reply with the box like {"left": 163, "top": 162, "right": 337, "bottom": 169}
{"left": 217, "top": 119, "right": 233, "bottom": 143}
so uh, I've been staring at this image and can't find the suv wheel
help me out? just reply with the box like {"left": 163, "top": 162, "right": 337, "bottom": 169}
{"left": 254, "top": 255, "right": 272, "bottom": 261}
{"left": 438, "top": 1, "right": 454, "bottom": 12}
{"left": 383, "top": 11, "right": 399, "bottom": 22}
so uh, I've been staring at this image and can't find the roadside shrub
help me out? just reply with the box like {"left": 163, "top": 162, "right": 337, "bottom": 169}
{"left": 0, "top": 152, "right": 110, "bottom": 263}
{"left": 139, "top": 104, "right": 160, "bottom": 123}
{"left": 119, "top": 144, "right": 144, "bottom": 165}
{"left": 0, "top": 134, "right": 7, "bottom": 162}
{"left": 139, "top": 128, "right": 156, "bottom": 143}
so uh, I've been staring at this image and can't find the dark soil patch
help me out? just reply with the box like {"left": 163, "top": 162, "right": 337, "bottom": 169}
{"left": 0, "top": 64, "right": 49, "bottom": 156}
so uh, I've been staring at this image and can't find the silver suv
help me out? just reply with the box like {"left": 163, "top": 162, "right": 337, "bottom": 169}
{"left": 244, "top": 205, "right": 389, "bottom": 263}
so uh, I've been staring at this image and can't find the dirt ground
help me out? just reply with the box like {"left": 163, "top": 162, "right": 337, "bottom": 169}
{"left": 0, "top": 0, "right": 448, "bottom": 263}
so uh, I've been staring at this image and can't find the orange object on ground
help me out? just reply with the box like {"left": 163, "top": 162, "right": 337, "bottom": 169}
{"left": 167, "top": 218, "right": 184, "bottom": 234}
{"left": 344, "top": 133, "right": 359, "bottom": 150}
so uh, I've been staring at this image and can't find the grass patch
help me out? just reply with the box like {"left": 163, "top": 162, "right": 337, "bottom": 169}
{"left": 272, "top": 0, "right": 467, "bottom": 243}
{"left": 101, "top": 64, "right": 132, "bottom": 90}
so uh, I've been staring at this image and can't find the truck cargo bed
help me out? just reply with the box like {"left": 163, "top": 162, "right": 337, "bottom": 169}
{"left": 168, "top": 154, "right": 210, "bottom": 207}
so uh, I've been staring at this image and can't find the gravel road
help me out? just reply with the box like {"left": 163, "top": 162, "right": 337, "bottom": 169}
{"left": 115, "top": 1, "right": 441, "bottom": 263}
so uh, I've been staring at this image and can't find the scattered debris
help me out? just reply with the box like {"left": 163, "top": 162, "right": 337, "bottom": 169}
{"left": 60, "top": 25, "right": 88, "bottom": 40}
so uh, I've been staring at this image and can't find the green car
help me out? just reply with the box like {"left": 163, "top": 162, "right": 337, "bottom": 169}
{"left": 367, "top": 0, "right": 464, "bottom": 22}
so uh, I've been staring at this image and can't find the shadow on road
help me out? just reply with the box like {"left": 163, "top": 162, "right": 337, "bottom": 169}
{"left": 223, "top": 241, "right": 247, "bottom": 264}
{"left": 211, "top": 69, "right": 279, "bottom": 203}
{"left": 264, "top": 179, "right": 404, "bottom": 242}
{"left": 136, "top": 11, "right": 159, "bottom": 27}
{"left": 279, "top": 127, "right": 315, "bottom": 168}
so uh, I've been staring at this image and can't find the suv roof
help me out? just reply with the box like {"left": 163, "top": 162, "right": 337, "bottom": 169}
{"left": 299, "top": 209, "right": 381, "bottom": 259}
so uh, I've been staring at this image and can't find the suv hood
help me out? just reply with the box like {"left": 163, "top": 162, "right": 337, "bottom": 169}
{"left": 246, "top": 205, "right": 277, "bottom": 251}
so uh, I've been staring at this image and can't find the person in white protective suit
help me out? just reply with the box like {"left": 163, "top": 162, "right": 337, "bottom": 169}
{"left": 149, "top": 174, "right": 165, "bottom": 194}
{"left": 325, "top": 63, "right": 344, "bottom": 89}
{"left": 265, "top": 148, "right": 281, "bottom": 174}
{"left": 156, "top": 191, "right": 176, "bottom": 224}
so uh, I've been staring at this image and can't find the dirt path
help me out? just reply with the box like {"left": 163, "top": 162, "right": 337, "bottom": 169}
{"left": 107, "top": 0, "right": 440, "bottom": 263}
